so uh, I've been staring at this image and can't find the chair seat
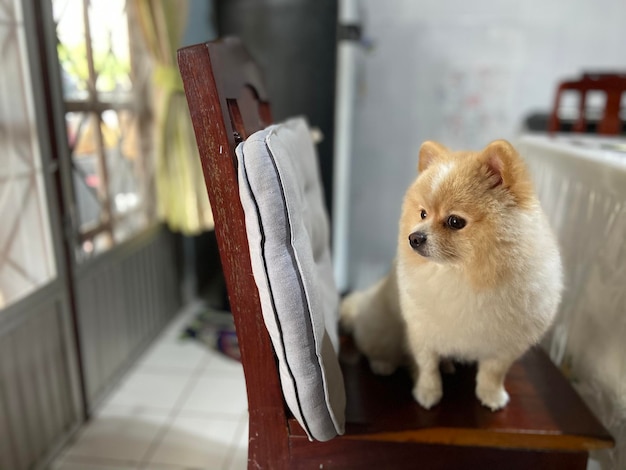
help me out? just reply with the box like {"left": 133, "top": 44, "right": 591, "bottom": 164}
{"left": 289, "top": 340, "right": 612, "bottom": 452}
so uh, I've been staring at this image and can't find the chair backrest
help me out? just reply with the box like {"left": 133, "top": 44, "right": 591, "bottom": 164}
{"left": 177, "top": 37, "right": 290, "bottom": 465}
{"left": 549, "top": 72, "right": 626, "bottom": 135}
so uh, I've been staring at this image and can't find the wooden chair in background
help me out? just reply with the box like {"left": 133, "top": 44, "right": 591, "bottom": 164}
{"left": 549, "top": 72, "right": 626, "bottom": 135}
{"left": 178, "top": 37, "right": 613, "bottom": 469}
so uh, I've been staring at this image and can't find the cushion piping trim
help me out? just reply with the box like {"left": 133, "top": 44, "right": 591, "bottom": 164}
{"left": 262, "top": 138, "right": 337, "bottom": 436}
{"left": 239, "top": 139, "right": 313, "bottom": 439}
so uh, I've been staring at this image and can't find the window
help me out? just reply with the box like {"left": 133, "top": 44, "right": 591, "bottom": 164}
{"left": 0, "top": 0, "right": 57, "bottom": 309}
{"left": 53, "top": 0, "right": 155, "bottom": 261}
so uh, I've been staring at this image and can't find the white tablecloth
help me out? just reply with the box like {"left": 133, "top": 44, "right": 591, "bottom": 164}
{"left": 518, "top": 134, "right": 626, "bottom": 470}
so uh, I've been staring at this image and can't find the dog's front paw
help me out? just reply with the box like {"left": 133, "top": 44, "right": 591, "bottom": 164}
{"left": 413, "top": 382, "right": 442, "bottom": 409}
{"left": 476, "top": 385, "right": 510, "bottom": 411}
{"left": 370, "top": 359, "right": 397, "bottom": 376}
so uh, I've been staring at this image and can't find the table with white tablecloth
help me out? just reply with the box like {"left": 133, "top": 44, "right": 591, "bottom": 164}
{"left": 518, "top": 134, "right": 626, "bottom": 470}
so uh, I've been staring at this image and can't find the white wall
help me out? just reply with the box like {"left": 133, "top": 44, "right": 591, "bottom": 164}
{"left": 344, "top": 0, "right": 626, "bottom": 289}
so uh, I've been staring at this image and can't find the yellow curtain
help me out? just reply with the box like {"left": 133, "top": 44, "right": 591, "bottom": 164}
{"left": 132, "top": 0, "right": 214, "bottom": 235}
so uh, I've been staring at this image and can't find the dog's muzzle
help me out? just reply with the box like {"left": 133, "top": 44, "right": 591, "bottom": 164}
{"left": 408, "top": 231, "right": 429, "bottom": 256}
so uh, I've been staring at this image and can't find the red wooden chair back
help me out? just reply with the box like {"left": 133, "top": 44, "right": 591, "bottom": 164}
{"left": 549, "top": 72, "right": 626, "bottom": 134}
{"left": 177, "top": 37, "right": 290, "bottom": 466}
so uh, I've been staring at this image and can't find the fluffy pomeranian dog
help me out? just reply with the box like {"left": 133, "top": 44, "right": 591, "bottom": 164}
{"left": 341, "top": 140, "right": 563, "bottom": 411}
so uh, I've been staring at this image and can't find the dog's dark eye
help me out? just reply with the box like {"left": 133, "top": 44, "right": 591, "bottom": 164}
{"left": 420, "top": 209, "right": 427, "bottom": 220}
{"left": 447, "top": 215, "right": 466, "bottom": 230}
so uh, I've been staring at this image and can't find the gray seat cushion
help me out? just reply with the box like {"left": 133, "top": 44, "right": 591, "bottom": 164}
{"left": 236, "top": 117, "right": 345, "bottom": 441}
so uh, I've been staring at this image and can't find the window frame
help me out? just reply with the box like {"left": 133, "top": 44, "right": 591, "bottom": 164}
{"left": 53, "top": 0, "right": 156, "bottom": 261}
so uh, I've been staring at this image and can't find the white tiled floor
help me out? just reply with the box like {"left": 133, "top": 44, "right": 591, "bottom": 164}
{"left": 52, "top": 304, "right": 249, "bottom": 470}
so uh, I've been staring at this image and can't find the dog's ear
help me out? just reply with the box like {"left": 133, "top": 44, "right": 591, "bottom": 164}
{"left": 480, "top": 140, "right": 535, "bottom": 207}
{"left": 418, "top": 141, "right": 448, "bottom": 173}
{"left": 479, "top": 140, "right": 519, "bottom": 188}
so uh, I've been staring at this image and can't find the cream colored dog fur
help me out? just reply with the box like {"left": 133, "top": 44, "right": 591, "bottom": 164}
{"left": 341, "top": 140, "right": 563, "bottom": 411}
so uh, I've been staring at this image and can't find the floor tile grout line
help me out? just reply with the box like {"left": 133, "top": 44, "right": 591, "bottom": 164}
{"left": 54, "top": 304, "right": 247, "bottom": 470}
{"left": 196, "top": 371, "right": 246, "bottom": 381}
{"left": 56, "top": 452, "right": 139, "bottom": 468}
{"left": 128, "top": 365, "right": 205, "bottom": 377}
{"left": 97, "top": 405, "right": 245, "bottom": 425}
{"left": 136, "top": 347, "right": 212, "bottom": 469}
{"left": 175, "top": 409, "right": 246, "bottom": 421}
{"left": 50, "top": 304, "right": 208, "bottom": 470}
{"left": 220, "top": 412, "right": 249, "bottom": 470}
{"left": 90, "top": 403, "right": 182, "bottom": 416}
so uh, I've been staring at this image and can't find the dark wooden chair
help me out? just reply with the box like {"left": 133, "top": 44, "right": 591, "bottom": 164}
{"left": 549, "top": 72, "right": 626, "bottom": 135}
{"left": 178, "top": 37, "right": 613, "bottom": 469}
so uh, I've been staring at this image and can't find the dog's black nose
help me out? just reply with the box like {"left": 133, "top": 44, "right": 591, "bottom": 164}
{"left": 409, "top": 231, "right": 427, "bottom": 249}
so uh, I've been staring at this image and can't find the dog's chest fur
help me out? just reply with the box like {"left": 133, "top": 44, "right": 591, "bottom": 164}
{"left": 396, "top": 249, "right": 558, "bottom": 362}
